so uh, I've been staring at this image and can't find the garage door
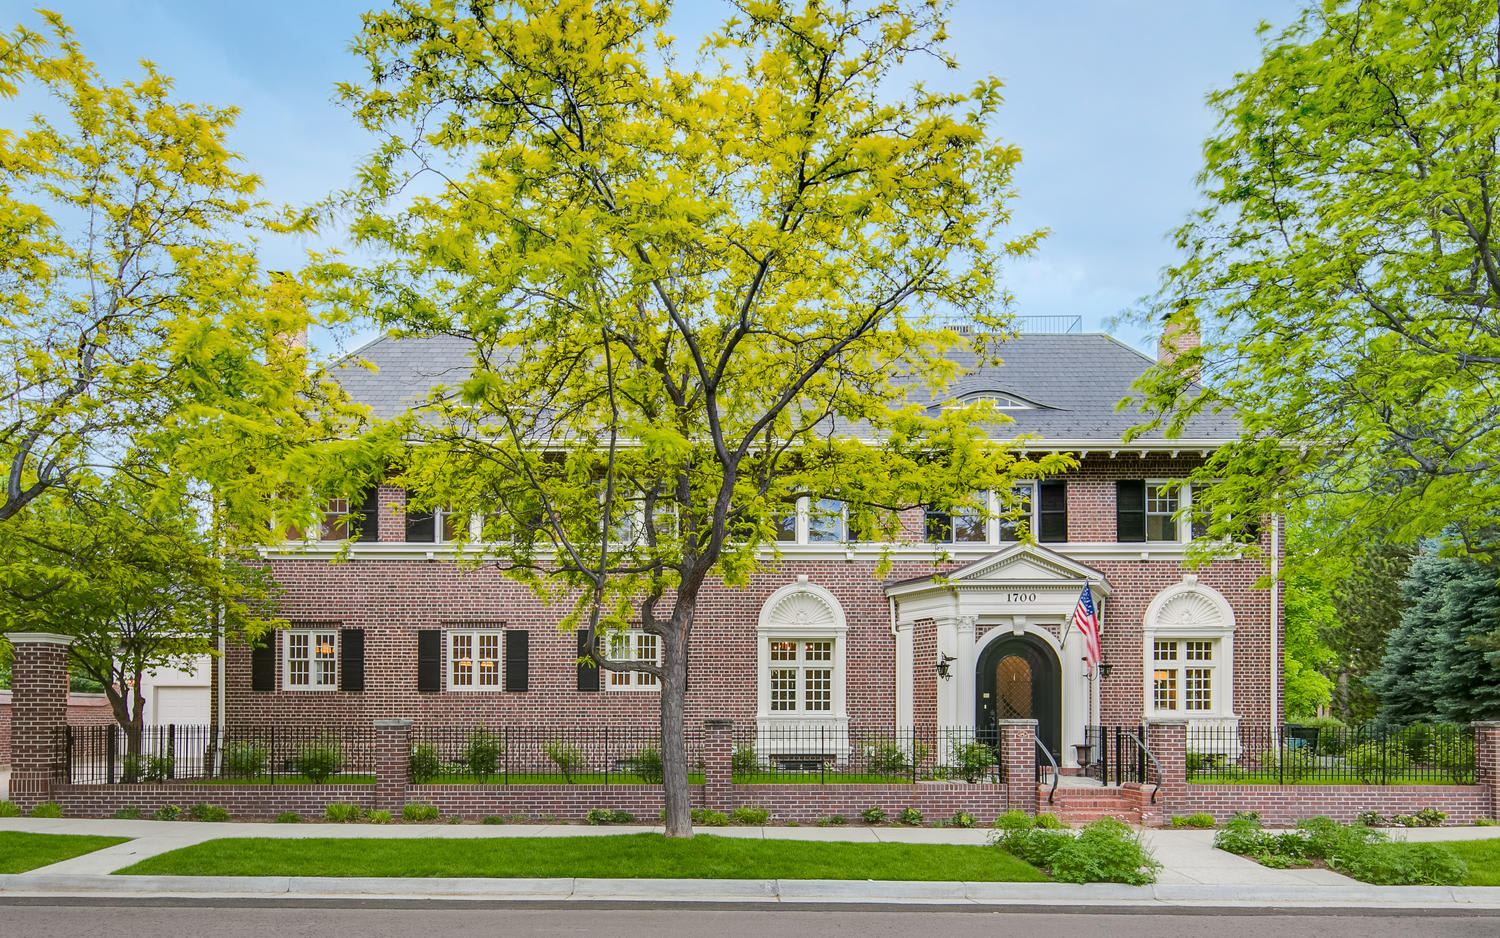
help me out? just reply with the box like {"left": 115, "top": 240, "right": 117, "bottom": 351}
{"left": 153, "top": 686, "right": 210, "bottom": 727}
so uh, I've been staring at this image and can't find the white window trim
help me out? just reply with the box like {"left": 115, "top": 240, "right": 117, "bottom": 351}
{"left": 1141, "top": 581, "right": 1236, "bottom": 720}
{"left": 605, "top": 630, "right": 662, "bottom": 691}
{"left": 995, "top": 482, "right": 1039, "bottom": 544}
{"left": 282, "top": 629, "right": 339, "bottom": 691}
{"left": 1144, "top": 478, "right": 1187, "bottom": 544}
{"left": 446, "top": 628, "right": 504, "bottom": 691}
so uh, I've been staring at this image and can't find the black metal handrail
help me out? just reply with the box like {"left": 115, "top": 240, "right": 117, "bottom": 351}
{"left": 1034, "top": 732, "right": 1059, "bottom": 805}
{"left": 1124, "top": 731, "right": 1162, "bottom": 803}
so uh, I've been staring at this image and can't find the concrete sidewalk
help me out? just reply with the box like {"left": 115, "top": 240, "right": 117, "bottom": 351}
{"left": 4, "top": 817, "right": 1500, "bottom": 910}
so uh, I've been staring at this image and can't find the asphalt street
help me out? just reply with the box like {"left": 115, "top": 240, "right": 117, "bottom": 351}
{"left": 1, "top": 905, "right": 1498, "bottom": 938}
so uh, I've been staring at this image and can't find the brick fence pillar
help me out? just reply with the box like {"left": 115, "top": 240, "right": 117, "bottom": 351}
{"left": 374, "top": 719, "right": 412, "bottom": 813}
{"left": 1145, "top": 719, "right": 1189, "bottom": 810}
{"left": 703, "top": 719, "right": 733, "bottom": 813}
{"left": 998, "top": 719, "right": 1039, "bottom": 815}
{"left": 4, "top": 632, "right": 73, "bottom": 811}
{"left": 1475, "top": 722, "right": 1500, "bottom": 821}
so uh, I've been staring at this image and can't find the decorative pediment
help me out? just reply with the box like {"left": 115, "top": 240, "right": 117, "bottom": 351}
{"left": 1144, "top": 578, "right": 1235, "bottom": 632}
{"left": 946, "top": 542, "right": 1109, "bottom": 590}
{"left": 764, "top": 588, "right": 839, "bottom": 629}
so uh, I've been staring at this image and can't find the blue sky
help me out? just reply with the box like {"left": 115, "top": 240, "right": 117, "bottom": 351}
{"left": 27, "top": 0, "right": 1304, "bottom": 354}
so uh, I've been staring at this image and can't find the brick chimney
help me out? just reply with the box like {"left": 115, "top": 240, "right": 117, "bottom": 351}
{"left": 1157, "top": 305, "right": 1201, "bottom": 377}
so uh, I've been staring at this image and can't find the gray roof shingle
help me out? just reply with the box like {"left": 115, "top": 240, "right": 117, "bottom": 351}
{"left": 334, "top": 332, "right": 1238, "bottom": 443}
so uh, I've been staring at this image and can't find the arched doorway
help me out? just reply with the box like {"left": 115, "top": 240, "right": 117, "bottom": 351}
{"left": 976, "top": 633, "right": 1061, "bottom": 760}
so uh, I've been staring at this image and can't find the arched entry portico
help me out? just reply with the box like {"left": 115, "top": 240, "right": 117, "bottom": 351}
{"left": 976, "top": 632, "right": 1061, "bottom": 759}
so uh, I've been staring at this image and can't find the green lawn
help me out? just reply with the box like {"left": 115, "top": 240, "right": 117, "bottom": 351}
{"left": 1435, "top": 839, "right": 1500, "bottom": 886}
{"left": 0, "top": 832, "right": 129, "bottom": 873}
{"left": 116, "top": 833, "right": 1047, "bottom": 881}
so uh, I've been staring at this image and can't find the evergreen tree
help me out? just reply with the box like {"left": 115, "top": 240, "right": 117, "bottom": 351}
{"left": 1327, "top": 544, "right": 1413, "bottom": 721}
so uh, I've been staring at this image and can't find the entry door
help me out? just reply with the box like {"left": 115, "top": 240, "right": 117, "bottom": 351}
{"left": 976, "top": 634, "right": 1061, "bottom": 760}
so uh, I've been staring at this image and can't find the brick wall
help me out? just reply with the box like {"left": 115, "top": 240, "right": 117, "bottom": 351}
{"left": 50, "top": 782, "right": 377, "bottom": 819}
{"left": 1, "top": 692, "right": 131, "bottom": 769}
{"left": 0, "top": 691, "right": 9, "bottom": 767}
{"left": 1168, "top": 784, "right": 1489, "bottom": 826}
{"left": 6, "top": 635, "right": 71, "bottom": 809}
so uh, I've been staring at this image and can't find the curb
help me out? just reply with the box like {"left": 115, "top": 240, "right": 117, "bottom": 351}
{"left": 4, "top": 874, "right": 1500, "bottom": 909}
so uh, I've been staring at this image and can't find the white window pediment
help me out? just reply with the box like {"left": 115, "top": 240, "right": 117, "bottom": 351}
{"left": 756, "top": 580, "right": 849, "bottom": 747}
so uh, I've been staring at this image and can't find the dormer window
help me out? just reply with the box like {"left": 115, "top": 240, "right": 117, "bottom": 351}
{"left": 943, "top": 391, "right": 1034, "bottom": 411}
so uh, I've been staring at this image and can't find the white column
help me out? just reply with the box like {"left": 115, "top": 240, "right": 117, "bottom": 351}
{"left": 935, "top": 615, "right": 959, "bottom": 730}
{"left": 894, "top": 620, "right": 914, "bottom": 728}
{"left": 955, "top": 615, "right": 977, "bottom": 732}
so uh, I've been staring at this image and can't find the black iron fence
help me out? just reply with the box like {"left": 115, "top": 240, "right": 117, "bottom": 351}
{"left": 59, "top": 723, "right": 375, "bottom": 785}
{"left": 1186, "top": 722, "right": 1476, "bottom": 785}
{"left": 408, "top": 725, "right": 702, "bottom": 785}
{"left": 1081, "top": 725, "right": 1151, "bottom": 786}
{"left": 730, "top": 725, "right": 1005, "bottom": 784}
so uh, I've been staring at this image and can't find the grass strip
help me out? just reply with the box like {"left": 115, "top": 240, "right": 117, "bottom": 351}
{"left": 1434, "top": 839, "right": 1500, "bottom": 886}
{"left": 115, "top": 833, "right": 1047, "bottom": 881}
{"left": 0, "top": 832, "right": 130, "bottom": 873}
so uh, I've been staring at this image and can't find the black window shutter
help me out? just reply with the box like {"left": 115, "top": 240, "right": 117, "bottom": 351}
{"left": 1038, "top": 481, "right": 1068, "bottom": 543}
{"left": 251, "top": 630, "right": 277, "bottom": 691}
{"left": 339, "top": 628, "right": 365, "bottom": 692}
{"left": 1116, "top": 480, "right": 1146, "bottom": 543}
{"left": 505, "top": 630, "right": 529, "bottom": 692}
{"left": 356, "top": 486, "right": 380, "bottom": 542}
{"left": 577, "top": 629, "right": 600, "bottom": 692}
{"left": 417, "top": 629, "right": 442, "bottom": 692}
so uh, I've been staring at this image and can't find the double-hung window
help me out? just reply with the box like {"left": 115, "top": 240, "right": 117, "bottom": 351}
{"left": 768, "top": 639, "right": 834, "bottom": 713}
{"left": 448, "top": 630, "right": 502, "bottom": 690}
{"left": 606, "top": 631, "right": 661, "bottom": 690}
{"left": 924, "top": 492, "right": 988, "bottom": 544}
{"left": 1152, "top": 639, "right": 1215, "bottom": 714}
{"left": 806, "top": 498, "right": 846, "bottom": 543}
{"left": 998, "top": 483, "right": 1035, "bottom": 542}
{"left": 1116, "top": 480, "right": 1181, "bottom": 543}
{"left": 284, "top": 630, "right": 339, "bottom": 690}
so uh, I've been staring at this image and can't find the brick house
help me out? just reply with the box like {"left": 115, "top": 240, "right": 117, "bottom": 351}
{"left": 220, "top": 328, "right": 1279, "bottom": 772}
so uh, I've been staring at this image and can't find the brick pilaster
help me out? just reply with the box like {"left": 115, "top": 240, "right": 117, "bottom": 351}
{"left": 1146, "top": 719, "right": 1189, "bottom": 810}
{"left": 703, "top": 719, "right": 733, "bottom": 812}
{"left": 1475, "top": 722, "right": 1500, "bottom": 821}
{"left": 373, "top": 718, "right": 412, "bottom": 813}
{"left": 5, "top": 632, "right": 73, "bottom": 810}
{"left": 998, "top": 719, "right": 1039, "bottom": 815}
{"left": 378, "top": 484, "right": 405, "bottom": 543}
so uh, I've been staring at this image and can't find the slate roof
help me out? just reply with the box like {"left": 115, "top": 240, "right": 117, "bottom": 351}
{"left": 334, "top": 332, "right": 1239, "bottom": 444}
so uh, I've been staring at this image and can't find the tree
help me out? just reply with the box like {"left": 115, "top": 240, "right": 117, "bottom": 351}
{"left": 0, "top": 12, "right": 364, "bottom": 532}
{"left": 0, "top": 477, "right": 282, "bottom": 770}
{"left": 340, "top": 0, "right": 1058, "bottom": 837}
{"left": 1282, "top": 564, "right": 1336, "bottom": 721}
{"left": 1327, "top": 542, "right": 1413, "bottom": 721}
{"left": 1131, "top": 0, "right": 1500, "bottom": 560}
{"left": 1368, "top": 543, "right": 1500, "bottom": 724}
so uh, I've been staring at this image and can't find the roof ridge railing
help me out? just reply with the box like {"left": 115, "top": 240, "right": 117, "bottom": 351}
{"left": 936, "top": 316, "right": 1084, "bottom": 335}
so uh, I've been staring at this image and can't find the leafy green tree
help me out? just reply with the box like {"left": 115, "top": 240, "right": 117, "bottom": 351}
{"left": 1282, "top": 564, "right": 1335, "bottom": 721}
{"left": 1327, "top": 543, "right": 1413, "bottom": 721}
{"left": 1369, "top": 543, "right": 1500, "bottom": 724}
{"left": 1131, "top": 0, "right": 1500, "bottom": 560}
{"left": 0, "top": 13, "right": 365, "bottom": 532}
{"left": 341, "top": 0, "right": 1058, "bottom": 836}
{"left": 0, "top": 478, "right": 283, "bottom": 769}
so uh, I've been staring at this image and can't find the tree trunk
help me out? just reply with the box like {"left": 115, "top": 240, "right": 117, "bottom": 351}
{"left": 659, "top": 627, "right": 693, "bottom": 838}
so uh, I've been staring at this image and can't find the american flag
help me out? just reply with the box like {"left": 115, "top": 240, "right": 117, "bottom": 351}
{"left": 1073, "top": 584, "right": 1101, "bottom": 671}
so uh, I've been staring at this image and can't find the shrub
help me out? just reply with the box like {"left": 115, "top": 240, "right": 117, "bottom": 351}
{"left": 949, "top": 811, "right": 976, "bottom": 829}
{"left": 990, "top": 816, "right": 1072, "bottom": 870}
{"left": 188, "top": 803, "right": 230, "bottom": 822}
{"left": 1046, "top": 818, "right": 1161, "bottom": 885}
{"left": 731, "top": 746, "right": 759, "bottom": 777}
{"left": 542, "top": 740, "right": 586, "bottom": 783}
{"left": 1033, "top": 813, "right": 1067, "bottom": 829}
{"left": 462, "top": 727, "right": 504, "bottom": 777}
{"left": 1303, "top": 716, "right": 1348, "bottom": 756}
{"left": 368, "top": 809, "right": 392, "bottom": 824}
{"left": 402, "top": 803, "right": 440, "bottom": 822}
{"left": 124, "top": 753, "right": 176, "bottom": 783}
{"left": 951, "top": 741, "right": 997, "bottom": 783}
{"left": 817, "top": 815, "right": 848, "bottom": 827}
{"left": 1398, "top": 723, "right": 1434, "bottom": 765}
{"left": 482, "top": 816, "right": 505, "bottom": 825}
{"left": 1213, "top": 813, "right": 1270, "bottom": 856}
{"left": 1335, "top": 841, "right": 1466, "bottom": 886}
{"left": 448, "top": 813, "right": 463, "bottom": 824}
{"left": 898, "top": 807, "right": 923, "bottom": 826}
{"left": 222, "top": 741, "right": 269, "bottom": 778}
{"left": 692, "top": 809, "right": 728, "bottom": 827}
{"left": 1184, "top": 751, "right": 1222, "bottom": 775}
{"left": 1346, "top": 741, "right": 1412, "bottom": 782}
{"left": 622, "top": 746, "right": 664, "bottom": 783}
{"left": 275, "top": 811, "right": 302, "bottom": 823}
{"left": 861, "top": 805, "right": 887, "bottom": 825}
{"left": 1170, "top": 813, "right": 1216, "bottom": 829}
{"left": 991, "top": 810, "right": 1031, "bottom": 830}
{"left": 112, "top": 806, "right": 142, "bottom": 820}
{"left": 1435, "top": 736, "right": 1476, "bottom": 784}
{"left": 408, "top": 744, "right": 441, "bottom": 784}
{"left": 1477, "top": 817, "right": 1499, "bottom": 827}
{"left": 0, "top": 802, "right": 22, "bottom": 818}
{"left": 154, "top": 804, "right": 181, "bottom": 821}
{"left": 29, "top": 801, "right": 63, "bottom": 819}
{"left": 732, "top": 805, "right": 769, "bottom": 825}
{"left": 1257, "top": 746, "right": 1316, "bottom": 781}
{"left": 861, "top": 739, "right": 929, "bottom": 776}
{"left": 293, "top": 737, "right": 346, "bottom": 784}
{"left": 586, "top": 808, "right": 637, "bottom": 825}
{"left": 324, "top": 802, "right": 364, "bottom": 823}
{"left": 1357, "top": 810, "right": 1387, "bottom": 827}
